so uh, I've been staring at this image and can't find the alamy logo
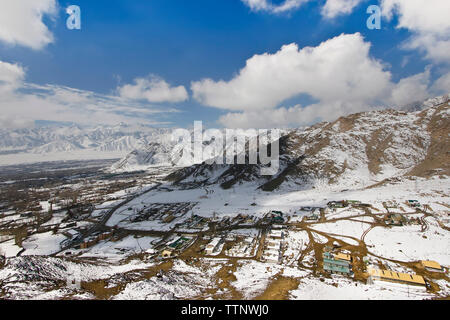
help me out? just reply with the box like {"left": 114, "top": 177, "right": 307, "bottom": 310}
{"left": 366, "top": 5, "right": 381, "bottom": 30}
{"left": 66, "top": 5, "right": 81, "bottom": 30}
{"left": 171, "top": 122, "right": 280, "bottom": 176}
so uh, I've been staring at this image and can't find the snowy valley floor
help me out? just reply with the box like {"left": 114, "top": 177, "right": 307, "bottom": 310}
{"left": 0, "top": 173, "right": 449, "bottom": 300}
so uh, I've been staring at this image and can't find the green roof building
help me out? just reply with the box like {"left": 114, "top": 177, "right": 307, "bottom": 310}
{"left": 323, "top": 253, "right": 352, "bottom": 275}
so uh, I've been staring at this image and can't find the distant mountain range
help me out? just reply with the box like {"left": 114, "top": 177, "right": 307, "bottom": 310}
{"left": 1, "top": 95, "right": 448, "bottom": 179}
{"left": 0, "top": 124, "right": 172, "bottom": 165}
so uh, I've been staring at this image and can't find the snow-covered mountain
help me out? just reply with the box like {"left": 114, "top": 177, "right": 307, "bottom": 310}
{"left": 108, "top": 129, "right": 264, "bottom": 172}
{"left": 0, "top": 123, "right": 168, "bottom": 153}
{"left": 0, "top": 124, "right": 172, "bottom": 165}
{"left": 166, "top": 96, "right": 450, "bottom": 191}
{"left": 109, "top": 134, "right": 176, "bottom": 172}
{"left": 2, "top": 94, "right": 447, "bottom": 173}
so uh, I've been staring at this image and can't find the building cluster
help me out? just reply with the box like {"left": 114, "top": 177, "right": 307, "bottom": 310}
{"left": 262, "top": 227, "right": 284, "bottom": 264}
{"left": 225, "top": 236, "right": 257, "bottom": 258}
{"left": 127, "top": 202, "right": 197, "bottom": 225}
{"left": 78, "top": 231, "right": 113, "bottom": 249}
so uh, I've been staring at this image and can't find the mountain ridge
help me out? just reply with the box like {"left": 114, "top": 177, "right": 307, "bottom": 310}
{"left": 165, "top": 96, "right": 450, "bottom": 191}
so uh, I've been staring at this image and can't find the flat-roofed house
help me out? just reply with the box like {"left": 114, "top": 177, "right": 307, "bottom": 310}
{"left": 420, "top": 260, "right": 443, "bottom": 272}
{"left": 161, "top": 248, "right": 174, "bottom": 258}
{"left": 367, "top": 268, "right": 426, "bottom": 286}
{"left": 205, "top": 237, "right": 222, "bottom": 255}
{"left": 323, "top": 252, "right": 352, "bottom": 275}
{"left": 263, "top": 248, "right": 280, "bottom": 264}
{"left": 268, "top": 229, "right": 283, "bottom": 239}
{"left": 334, "top": 253, "right": 352, "bottom": 263}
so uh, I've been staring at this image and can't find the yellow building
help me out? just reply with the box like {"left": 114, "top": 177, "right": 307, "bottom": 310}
{"left": 334, "top": 253, "right": 352, "bottom": 262}
{"left": 367, "top": 268, "right": 426, "bottom": 286}
{"left": 161, "top": 249, "right": 174, "bottom": 258}
{"left": 420, "top": 260, "right": 442, "bottom": 271}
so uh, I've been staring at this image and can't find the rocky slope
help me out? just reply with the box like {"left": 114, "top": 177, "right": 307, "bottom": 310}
{"left": 166, "top": 96, "right": 449, "bottom": 191}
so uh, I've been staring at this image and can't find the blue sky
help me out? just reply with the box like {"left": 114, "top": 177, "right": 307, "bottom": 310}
{"left": 0, "top": 0, "right": 448, "bottom": 129}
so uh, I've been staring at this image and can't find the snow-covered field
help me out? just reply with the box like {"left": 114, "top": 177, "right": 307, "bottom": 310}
{"left": 21, "top": 232, "right": 67, "bottom": 256}
{"left": 1, "top": 173, "right": 448, "bottom": 300}
{"left": 78, "top": 235, "right": 160, "bottom": 262}
{"left": 365, "top": 220, "right": 450, "bottom": 265}
{"left": 290, "top": 276, "right": 432, "bottom": 300}
{"left": 106, "top": 176, "right": 449, "bottom": 229}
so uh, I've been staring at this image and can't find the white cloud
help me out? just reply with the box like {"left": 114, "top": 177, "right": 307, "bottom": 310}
{"left": 191, "top": 33, "right": 443, "bottom": 128}
{"left": 0, "top": 61, "right": 25, "bottom": 94}
{"left": 321, "top": 0, "right": 364, "bottom": 18}
{"left": 381, "top": 0, "right": 450, "bottom": 64}
{"left": 405, "top": 34, "right": 450, "bottom": 65}
{"left": 387, "top": 68, "right": 431, "bottom": 107}
{"left": 0, "top": 61, "right": 179, "bottom": 129}
{"left": 432, "top": 72, "right": 450, "bottom": 95}
{"left": 218, "top": 67, "right": 442, "bottom": 128}
{"left": 219, "top": 99, "right": 388, "bottom": 129}
{"left": 219, "top": 104, "right": 311, "bottom": 128}
{"left": 192, "top": 33, "right": 392, "bottom": 112}
{"left": 241, "top": 0, "right": 311, "bottom": 14}
{"left": 242, "top": 0, "right": 364, "bottom": 16}
{"left": 0, "top": 0, "right": 57, "bottom": 50}
{"left": 381, "top": 0, "right": 450, "bottom": 35}
{"left": 118, "top": 76, "right": 188, "bottom": 103}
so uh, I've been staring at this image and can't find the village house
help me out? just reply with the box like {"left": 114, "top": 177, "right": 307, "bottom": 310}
{"left": 161, "top": 248, "right": 174, "bottom": 258}
{"left": 168, "top": 236, "right": 191, "bottom": 251}
{"left": 367, "top": 268, "right": 426, "bottom": 287}
{"left": 327, "top": 201, "right": 347, "bottom": 209}
{"left": 347, "top": 200, "right": 362, "bottom": 207}
{"left": 269, "top": 211, "right": 285, "bottom": 223}
{"left": 420, "top": 260, "right": 444, "bottom": 272}
{"left": 334, "top": 252, "right": 352, "bottom": 263}
{"left": 263, "top": 248, "right": 280, "bottom": 264}
{"left": 385, "top": 213, "right": 407, "bottom": 226}
{"left": 408, "top": 200, "right": 421, "bottom": 208}
{"left": 268, "top": 229, "right": 284, "bottom": 240}
{"left": 323, "top": 252, "right": 352, "bottom": 275}
{"left": 163, "top": 214, "right": 175, "bottom": 223}
{"left": 305, "top": 212, "right": 319, "bottom": 221}
{"left": 205, "top": 237, "right": 223, "bottom": 255}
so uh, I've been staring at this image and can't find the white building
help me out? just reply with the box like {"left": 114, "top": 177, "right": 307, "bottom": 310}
{"left": 205, "top": 237, "right": 222, "bottom": 255}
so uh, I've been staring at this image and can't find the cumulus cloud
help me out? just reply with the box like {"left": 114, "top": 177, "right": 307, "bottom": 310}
{"left": 242, "top": 0, "right": 365, "bottom": 16}
{"left": 0, "top": 0, "right": 57, "bottom": 50}
{"left": 321, "top": 0, "right": 364, "bottom": 18}
{"left": 192, "top": 33, "right": 392, "bottom": 112}
{"left": 387, "top": 68, "right": 432, "bottom": 107}
{"left": 219, "top": 101, "right": 372, "bottom": 129}
{"left": 0, "top": 61, "right": 25, "bottom": 94}
{"left": 405, "top": 34, "right": 450, "bottom": 65}
{"left": 0, "top": 61, "right": 179, "bottom": 129}
{"left": 381, "top": 0, "right": 450, "bottom": 64}
{"left": 241, "top": 0, "right": 311, "bottom": 14}
{"left": 192, "top": 33, "right": 444, "bottom": 128}
{"left": 118, "top": 76, "right": 188, "bottom": 104}
{"left": 382, "top": 0, "right": 450, "bottom": 35}
{"left": 432, "top": 73, "right": 450, "bottom": 95}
